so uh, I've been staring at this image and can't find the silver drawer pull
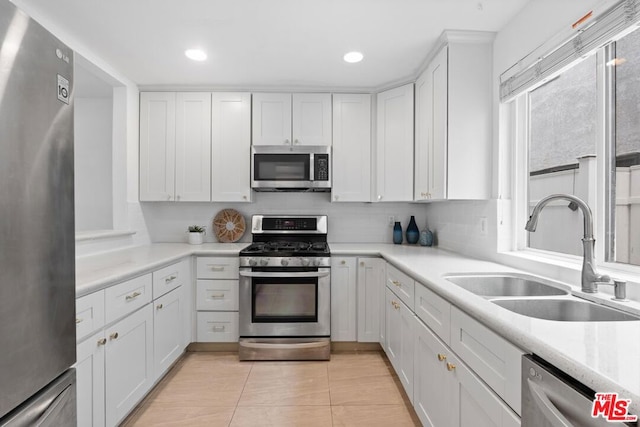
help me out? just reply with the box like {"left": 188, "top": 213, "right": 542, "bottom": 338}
{"left": 97, "top": 338, "right": 107, "bottom": 346}
{"left": 165, "top": 275, "right": 177, "bottom": 283}
{"left": 157, "top": 303, "right": 164, "bottom": 310}
{"left": 212, "top": 325, "right": 226, "bottom": 332}
{"left": 125, "top": 291, "right": 141, "bottom": 301}
{"left": 210, "top": 294, "right": 226, "bottom": 299}
{"left": 109, "top": 332, "right": 119, "bottom": 340}
{"left": 75, "top": 317, "right": 83, "bottom": 324}
{"left": 208, "top": 265, "right": 225, "bottom": 271}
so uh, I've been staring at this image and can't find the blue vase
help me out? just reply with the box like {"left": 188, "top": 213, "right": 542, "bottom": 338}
{"left": 406, "top": 216, "right": 419, "bottom": 244}
{"left": 419, "top": 227, "right": 434, "bottom": 247}
{"left": 393, "top": 222, "right": 403, "bottom": 244}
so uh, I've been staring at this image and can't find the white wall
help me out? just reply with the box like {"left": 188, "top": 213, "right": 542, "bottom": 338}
{"left": 141, "top": 193, "right": 429, "bottom": 244}
{"left": 74, "top": 97, "right": 113, "bottom": 231}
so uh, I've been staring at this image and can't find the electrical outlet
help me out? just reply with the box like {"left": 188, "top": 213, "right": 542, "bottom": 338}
{"left": 388, "top": 216, "right": 395, "bottom": 226}
{"left": 479, "top": 217, "right": 488, "bottom": 236}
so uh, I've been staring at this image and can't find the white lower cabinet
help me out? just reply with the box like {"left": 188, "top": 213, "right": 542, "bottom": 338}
{"left": 357, "top": 258, "right": 385, "bottom": 342}
{"left": 330, "top": 257, "right": 357, "bottom": 341}
{"left": 105, "top": 303, "right": 154, "bottom": 427}
{"left": 76, "top": 330, "right": 106, "bottom": 427}
{"left": 414, "top": 317, "right": 520, "bottom": 427}
{"left": 383, "top": 262, "right": 522, "bottom": 427}
{"left": 195, "top": 257, "right": 239, "bottom": 342}
{"left": 153, "top": 287, "right": 184, "bottom": 378}
{"left": 385, "top": 287, "right": 415, "bottom": 403}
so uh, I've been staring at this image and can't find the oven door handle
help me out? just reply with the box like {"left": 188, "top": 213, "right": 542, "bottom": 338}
{"left": 239, "top": 271, "right": 330, "bottom": 278}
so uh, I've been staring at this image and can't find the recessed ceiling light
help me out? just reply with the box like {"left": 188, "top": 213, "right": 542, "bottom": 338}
{"left": 343, "top": 51, "right": 364, "bottom": 63}
{"left": 185, "top": 49, "right": 207, "bottom": 61}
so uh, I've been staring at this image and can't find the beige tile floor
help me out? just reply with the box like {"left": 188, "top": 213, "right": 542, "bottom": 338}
{"left": 122, "top": 351, "right": 421, "bottom": 427}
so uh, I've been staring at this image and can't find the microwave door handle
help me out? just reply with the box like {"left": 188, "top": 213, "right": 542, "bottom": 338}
{"left": 239, "top": 271, "right": 330, "bottom": 278}
{"left": 310, "top": 152, "right": 314, "bottom": 181}
{"left": 527, "top": 379, "right": 572, "bottom": 427}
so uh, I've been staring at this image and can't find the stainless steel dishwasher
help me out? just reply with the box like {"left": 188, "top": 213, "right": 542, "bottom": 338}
{"left": 522, "top": 355, "right": 638, "bottom": 426}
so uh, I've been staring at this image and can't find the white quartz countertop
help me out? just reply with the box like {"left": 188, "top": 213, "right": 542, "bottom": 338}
{"left": 77, "top": 242, "right": 640, "bottom": 414}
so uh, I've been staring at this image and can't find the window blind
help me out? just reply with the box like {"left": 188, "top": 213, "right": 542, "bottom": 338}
{"left": 500, "top": 0, "right": 640, "bottom": 102}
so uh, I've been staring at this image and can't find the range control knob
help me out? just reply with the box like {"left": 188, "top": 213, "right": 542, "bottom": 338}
{"left": 313, "top": 259, "right": 322, "bottom": 267}
{"left": 281, "top": 258, "right": 289, "bottom": 267}
{"left": 248, "top": 258, "right": 257, "bottom": 267}
{"left": 301, "top": 258, "right": 310, "bottom": 267}
{"left": 259, "top": 258, "right": 269, "bottom": 267}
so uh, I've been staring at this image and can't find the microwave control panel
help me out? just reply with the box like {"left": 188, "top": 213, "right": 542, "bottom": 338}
{"left": 314, "top": 154, "right": 329, "bottom": 181}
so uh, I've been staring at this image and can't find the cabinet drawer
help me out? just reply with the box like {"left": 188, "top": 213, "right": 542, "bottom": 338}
{"left": 386, "top": 263, "right": 415, "bottom": 310}
{"left": 196, "top": 257, "right": 239, "bottom": 279}
{"left": 104, "top": 274, "right": 152, "bottom": 324}
{"left": 76, "top": 291, "right": 105, "bottom": 342}
{"left": 414, "top": 283, "right": 451, "bottom": 345}
{"left": 450, "top": 306, "right": 524, "bottom": 415}
{"left": 196, "top": 312, "right": 239, "bottom": 342}
{"left": 152, "top": 260, "right": 187, "bottom": 299}
{"left": 196, "top": 279, "right": 239, "bottom": 311}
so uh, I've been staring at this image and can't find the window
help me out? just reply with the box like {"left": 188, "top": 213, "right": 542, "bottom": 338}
{"left": 504, "top": 5, "right": 640, "bottom": 268}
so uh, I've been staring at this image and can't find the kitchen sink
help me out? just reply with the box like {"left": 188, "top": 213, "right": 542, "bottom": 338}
{"left": 492, "top": 298, "right": 640, "bottom": 322}
{"left": 444, "top": 273, "right": 569, "bottom": 297}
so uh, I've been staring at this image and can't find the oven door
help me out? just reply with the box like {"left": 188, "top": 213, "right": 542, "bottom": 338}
{"left": 239, "top": 268, "right": 330, "bottom": 337}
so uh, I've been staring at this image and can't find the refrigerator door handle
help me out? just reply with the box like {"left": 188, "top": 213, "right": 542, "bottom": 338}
{"left": 527, "top": 378, "right": 572, "bottom": 427}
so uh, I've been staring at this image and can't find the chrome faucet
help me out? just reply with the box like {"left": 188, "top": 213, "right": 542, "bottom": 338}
{"left": 525, "top": 194, "right": 609, "bottom": 293}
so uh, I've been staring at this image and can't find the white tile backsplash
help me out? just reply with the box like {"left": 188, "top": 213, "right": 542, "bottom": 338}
{"left": 140, "top": 192, "right": 431, "bottom": 244}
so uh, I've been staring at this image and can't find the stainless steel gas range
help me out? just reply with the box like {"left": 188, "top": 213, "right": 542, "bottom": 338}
{"left": 238, "top": 215, "right": 330, "bottom": 361}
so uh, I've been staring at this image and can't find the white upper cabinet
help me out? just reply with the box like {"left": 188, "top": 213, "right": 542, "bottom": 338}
{"left": 139, "top": 92, "right": 176, "bottom": 201}
{"left": 252, "top": 93, "right": 292, "bottom": 145}
{"left": 140, "top": 92, "right": 211, "bottom": 202}
{"left": 292, "top": 93, "right": 332, "bottom": 146}
{"left": 211, "top": 92, "right": 251, "bottom": 202}
{"left": 376, "top": 83, "right": 414, "bottom": 202}
{"left": 332, "top": 93, "right": 371, "bottom": 202}
{"left": 414, "top": 31, "right": 494, "bottom": 201}
{"left": 252, "top": 92, "right": 331, "bottom": 146}
{"left": 175, "top": 92, "right": 212, "bottom": 202}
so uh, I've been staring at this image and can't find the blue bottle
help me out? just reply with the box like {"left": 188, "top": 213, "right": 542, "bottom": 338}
{"left": 406, "top": 216, "right": 419, "bottom": 244}
{"left": 393, "top": 222, "right": 403, "bottom": 244}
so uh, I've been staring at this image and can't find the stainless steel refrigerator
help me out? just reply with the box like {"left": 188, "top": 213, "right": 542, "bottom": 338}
{"left": 0, "top": 0, "right": 77, "bottom": 425}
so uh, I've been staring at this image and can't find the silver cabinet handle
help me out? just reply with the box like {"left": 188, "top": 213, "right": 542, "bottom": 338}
{"left": 294, "top": 139, "right": 299, "bottom": 144}
{"left": 284, "top": 139, "right": 290, "bottom": 145}
{"left": 377, "top": 195, "right": 382, "bottom": 201}
{"left": 75, "top": 317, "right": 83, "bottom": 324}
{"left": 210, "top": 293, "right": 226, "bottom": 299}
{"left": 165, "top": 275, "right": 177, "bottom": 283}
{"left": 212, "top": 325, "right": 226, "bottom": 332}
{"left": 97, "top": 338, "right": 107, "bottom": 346}
{"left": 157, "top": 303, "right": 164, "bottom": 310}
{"left": 167, "top": 195, "right": 171, "bottom": 201}
{"left": 109, "top": 332, "right": 119, "bottom": 340}
{"left": 125, "top": 291, "right": 141, "bottom": 301}
{"left": 207, "top": 265, "right": 225, "bottom": 271}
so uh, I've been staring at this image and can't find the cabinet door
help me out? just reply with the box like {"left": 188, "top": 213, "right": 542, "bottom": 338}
{"left": 175, "top": 92, "right": 211, "bottom": 202}
{"left": 375, "top": 83, "right": 414, "bottom": 202}
{"left": 454, "top": 355, "right": 521, "bottom": 427}
{"left": 385, "top": 287, "right": 401, "bottom": 369}
{"left": 398, "top": 298, "right": 415, "bottom": 403}
{"left": 332, "top": 94, "right": 371, "bottom": 202}
{"left": 153, "top": 287, "right": 184, "bottom": 378}
{"left": 330, "top": 257, "right": 357, "bottom": 341}
{"left": 139, "top": 92, "right": 176, "bottom": 201}
{"left": 414, "top": 317, "right": 453, "bottom": 427}
{"left": 252, "top": 93, "right": 292, "bottom": 145}
{"left": 105, "top": 304, "right": 153, "bottom": 427}
{"left": 357, "top": 258, "right": 384, "bottom": 342}
{"left": 76, "top": 331, "right": 106, "bottom": 427}
{"left": 211, "top": 92, "right": 251, "bottom": 202}
{"left": 292, "top": 93, "right": 331, "bottom": 146}
{"left": 414, "top": 47, "right": 447, "bottom": 201}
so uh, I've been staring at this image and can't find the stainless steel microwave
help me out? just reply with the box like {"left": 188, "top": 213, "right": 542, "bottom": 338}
{"left": 251, "top": 145, "right": 331, "bottom": 191}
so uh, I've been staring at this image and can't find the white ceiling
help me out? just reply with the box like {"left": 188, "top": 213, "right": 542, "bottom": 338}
{"left": 14, "top": 0, "right": 530, "bottom": 90}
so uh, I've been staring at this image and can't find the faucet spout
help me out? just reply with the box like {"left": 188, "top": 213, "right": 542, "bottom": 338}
{"left": 525, "top": 194, "right": 606, "bottom": 293}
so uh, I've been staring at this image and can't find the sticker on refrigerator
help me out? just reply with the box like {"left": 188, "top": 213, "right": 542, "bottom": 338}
{"left": 57, "top": 74, "right": 70, "bottom": 104}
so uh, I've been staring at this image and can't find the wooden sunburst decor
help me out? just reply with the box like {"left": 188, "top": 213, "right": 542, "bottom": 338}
{"left": 212, "top": 209, "right": 246, "bottom": 243}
